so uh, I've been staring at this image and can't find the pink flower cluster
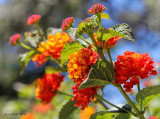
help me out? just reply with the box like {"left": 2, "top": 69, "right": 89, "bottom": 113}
{"left": 62, "top": 17, "right": 74, "bottom": 31}
{"left": 88, "top": 3, "right": 106, "bottom": 15}
{"left": 10, "top": 34, "right": 20, "bottom": 46}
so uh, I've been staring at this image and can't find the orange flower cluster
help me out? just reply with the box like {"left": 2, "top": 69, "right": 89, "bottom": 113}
{"left": 32, "top": 54, "right": 47, "bottom": 67}
{"left": 32, "top": 103, "right": 53, "bottom": 113}
{"left": 62, "top": 17, "right": 74, "bottom": 31}
{"left": 35, "top": 73, "right": 64, "bottom": 103}
{"left": 27, "top": 14, "right": 41, "bottom": 25}
{"left": 88, "top": 3, "right": 106, "bottom": 15}
{"left": 67, "top": 46, "right": 100, "bottom": 110}
{"left": 20, "top": 113, "right": 35, "bottom": 119}
{"left": 114, "top": 51, "right": 158, "bottom": 92}
{"left": 94, "top": 33, "right": 121, "bottom": 48}
{"left": 32, "top": 32, "right": 72, "bottom": 67}
{"left": 68, "top": 46, "right": 99, "bottom": 84}
{"left": 79, "top": 106, "right": 95, "bottom": 119}
{"left": 10, "top": 34, "right": 20, "bottom": 46}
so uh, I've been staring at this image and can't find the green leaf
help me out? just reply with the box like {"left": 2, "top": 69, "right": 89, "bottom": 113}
{"left": 97, "top": 28, "right": 127, "bottom": 42}
{"left": 61, "top": 41, "right": 84, "bottom": 64}
{"left": 136, "top": 85, "right": 160, "bottom": 106}
{"left": 113, "top": 23, "right": 135, "bottom": 43}
{"left": 115, "top": 113, "right": 130, "bottom": 119}
{"left": 101, "top": 13, "right": 110, "bottom": 19}
{"left": 59, "top": 100, "right": 77, "bottom": 119}
{"left": 90, "top": 111, "right": 118, "bottom": 119}
{"left": 90, "top": 111, "right": 130, "bottom": 119}
{"left": 68, "top": 27, "right": 78, "bottom": 41}
{"left": 79, "top": 59, "right": 113, "bottom": 89}
{"left": 45, "top": 66, "right": 67, "bottom": 74}
{"left": 18, "top": 50, "right": 37, "bottom": 75}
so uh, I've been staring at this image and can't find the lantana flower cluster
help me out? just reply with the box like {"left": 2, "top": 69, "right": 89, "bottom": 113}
{"left": 67, "top": 46, "right": 100, "bottom": 110}
{"left": 33, "top": 32, "right": 72, "bottom": 67}
{"left": 35, "top": 73, "right": 64, "bottom": 103}
{"left": 88, "top": 3, "right": 106, "bottom": 15}
{"left": 62, "top": 17, "right": 74, "bottom": 31}
{"left": 10, "top": 34, "right": 20, "bottom": 46}
{"left": 114, "top": 51, "right": 158, "bottom": 92}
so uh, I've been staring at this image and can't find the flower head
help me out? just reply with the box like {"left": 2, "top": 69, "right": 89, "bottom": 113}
{"left": 79, "top": 106, "right": 95, "bottom": 119}
{"left": 32, "top": 103, "right": 53, "bottom": 113}
{"left": 27, "top": 14, "right": 41, "bottom": 25}
{"left": 20, "top": 113, "right": 35, "bottom": 119}
{"left": 10, "top": 34, "right": 20, "bottom": 46}
{"left": 72, "top": 84, "right": 100, "bottom": 110}
{"left": 88, "top": 3, "right": 106, "bottom": 15}
{"left": 37, "top": 32, "right": 72, "bottom": 59}
{"left": 67, "top": 46, "right": 99, "bottom": 84}
{"left": 35, "top": 73, "right": 64, "bottom": 103}
{"left": 32, "top": 54, "right": 47, "bottom": 67}
{"left": 114, "top": 51, "right": 158, "bottom": 92}
{"left": 62, "top": 17, "right": 74, "bottom": 31}
{"left": 67, "top": 46, "right": 100, "bottom": 109}
{"left": 149, "top": 116, "right": 159, "bottom": 119}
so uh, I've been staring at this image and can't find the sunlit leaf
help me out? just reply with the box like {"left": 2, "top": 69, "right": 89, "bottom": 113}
{"left": 79, "top": 59, "right": 113, "bottom": 89}
{"left": 61, "top": 41, "right": 84, "bottom": 64}
{"left": 136, "top": 85, "right": 160, "bottom": 106}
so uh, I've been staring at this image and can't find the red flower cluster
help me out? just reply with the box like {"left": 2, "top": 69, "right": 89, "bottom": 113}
{"left": 62, "top": 17, "right": 74, "bottom": 31}
{"left": 35, "top": 73, "right": 64, "bottom": 103}
{"left": 88, "top": 3, "right": 106, "bottom": 15}
{"left": 114, "top": 51, "right": 158, "bottom": 92}
{"left": 10, "top": 34, "right": 20, "bottom": 46}
{"left": 32, "top": 54, "right": 47, "bottom": 67}
{"left": 27, "top": 14, "right": 41, "bottom": 25}
{"left": 94, "top": 33, "right": 121, "bottom": 48}
{"left": 67, "top": 46, "right": 100, "bottom": 110}
{"left": 72, "top": 84, "right": 100, "bottom": 110}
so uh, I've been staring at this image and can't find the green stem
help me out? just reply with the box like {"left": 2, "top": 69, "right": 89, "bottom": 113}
{"left": 97, "top": 14, "right": 103, "bottom": 48}
{"left": 95, "top": 95, "right": 137, "bottom": 116}
{"left": 97, "top": 15, "right": 102, "bottom": 29}
{"left": 57, "top": 91, "right": 73, "bottom": 97}
{"left": 97, "top": 99, "right": 109, "bottom": 110}
{"left": 77, "top": 34, "right": 96, "bottom": 50}
{"left": 106, "top": 48, "right": 113, "bottom": 66}
{"left": 89, "top": 34, "right": 105, "bottom": 61}
{"left": 137, "top": 84, "right": 142, "bottom": 112}
{"left": 36, "top": 23, "right": 47, "bottom": 41}
{"left": 117, "top": 85, "right": 145, "bottom": 119}
{"left": 18, "top": 42, "right": 34, "bottom": 50}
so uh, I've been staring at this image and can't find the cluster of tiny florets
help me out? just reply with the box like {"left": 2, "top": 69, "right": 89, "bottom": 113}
{"left": 114, "top": 51, "right": 158, "bottom": 92}
{"left": 88, "top": 3, "right": 106, "bottom": 15}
